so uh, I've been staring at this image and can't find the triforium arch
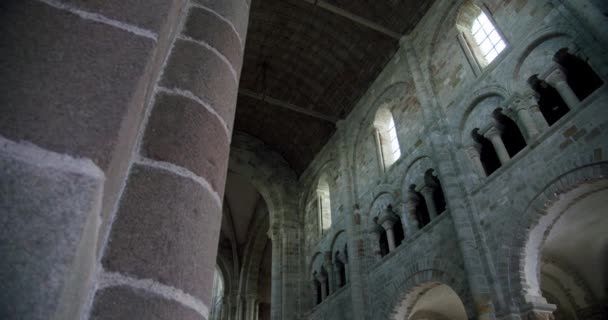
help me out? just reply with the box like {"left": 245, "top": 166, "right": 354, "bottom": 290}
{"left": 504, "top": 162, "right": 608, "bottom": 317}
{"left": 381, "top": 258, "right": 473, "bottom": 320}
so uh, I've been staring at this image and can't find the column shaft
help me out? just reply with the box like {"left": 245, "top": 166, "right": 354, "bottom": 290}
{"left": 546, "top": 68, "right": 579, "bottom": 108}
{"left": 486, "top": 127, "right": 511, "bottom": 164}
{"left": 420, "top": 187, "right": 438, "bottom": 220}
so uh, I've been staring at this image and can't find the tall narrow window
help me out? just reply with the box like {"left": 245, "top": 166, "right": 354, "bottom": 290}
{"left": 374, "top": 108, "right": 401, "bottom": 170}
{"left": 457, "top": 2, "right": 507, "bottom": 71}
{"left": 317, "top": 174, "right": 332, "bottom": 232}
{"left": 470, "top": 11, "right": 506, "bottom": 64}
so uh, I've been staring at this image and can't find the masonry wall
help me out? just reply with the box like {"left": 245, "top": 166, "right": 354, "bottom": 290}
{"left": 299, "top": 0, "right": 608, "bottom": 319}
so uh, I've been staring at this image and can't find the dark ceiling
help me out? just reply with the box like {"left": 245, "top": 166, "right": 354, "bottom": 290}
{"left": 234, "top": 0, "right": 435, "bottom": 174}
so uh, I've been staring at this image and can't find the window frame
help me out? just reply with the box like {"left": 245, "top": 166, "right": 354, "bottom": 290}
{"left": 457, "top": 3, "right": 508, "bottom": 76}
{"left": 374, "top": 108, "right": 402, "bottom": 172}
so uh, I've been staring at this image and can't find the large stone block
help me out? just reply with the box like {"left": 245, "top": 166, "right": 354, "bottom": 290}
{"left": 0, "top": 0, "right": 154, "bottom": 170}
{"left": 91, "top": 286, "right": 203, "bottom": 320}
{"left": 0, "top": 137, "right": 104, "bottom": 320}
{"left": 160, "top": 39, "right": 238, "bottom": 130}
{"left": 60, "top": 0, "right": 178, "bottom": 33}
{"left": 142, "top": 93, "right": 230, "bottom": 196}
{"left": 192, "top": 0, "right": 250, "bottom": 41}
{"left": 102, "top": 164, "right": 221, "bottom": 303}
{"left": 183, "top": 6, "right": 243, "bottom": 72}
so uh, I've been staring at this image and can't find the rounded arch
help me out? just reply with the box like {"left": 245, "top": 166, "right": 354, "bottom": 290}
{"left": 402, "top": 156, "right": 436, "bottom": 190}
{"left": 504, "top": 161, "right": 608, "bottom": 307}
{"left": 456, "top": 86, "right": 509, "bottom": 143}
{"left": 379, "top": 258, "right": 472, "bottom": 320}
{"left": 509, "top": 24, "right": 583, "bottom": 83}
{"left": 229, "top": 132, "right": 299, "bottom": 225}
{"left": 329, "top": 230, "right": 347, "bottom": 257}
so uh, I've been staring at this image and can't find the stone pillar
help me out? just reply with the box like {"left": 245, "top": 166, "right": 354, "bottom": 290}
{"left": 381, "top": 220, "right": 396, "bottom": 251}
{"left": 336, "top": 121, "right": 367, "bottom": 320}
{"left": 370, "top": 223, "right": 385, "bottom": 259}
{"left": 0, "top": 0, "right": 196, "bottom": 318}
{"left": 316, "top": 272, "right": 328, "bottom": 300}
{"left": 485, "top": 126, "right": 510, "bottom": 164}
{"left": 465, "top": 143, "right": 486, "bottom": 178}
{"left": 2, "top": 1, "right": 250, "bottom": 319}
{"left": 513, "top": 94, "right": 540, "bottom": 140}
{"left": 269, "top": 225, "right": 282, "bottom": 320}
{"left": 545, "top": 68, "right": 579, "bottom": 108}
{"left": 244, "top": 295, "right": 258, "bottom": 320}
{"left": 402, "top": 188, "right": 421, "bottom": 235}
{"left": 280, "top": 220, "right": 300, "bottom": 319}
{"left": 324, "top": 252, "right": 335, "bottom": 294}
{"left": 311, "top": 281, "right": 318, "bottom": 307}
{"left": 419, "top": 185, "right": 438, "bottom": 220}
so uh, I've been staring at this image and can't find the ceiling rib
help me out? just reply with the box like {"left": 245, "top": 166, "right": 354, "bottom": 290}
{"left": 303, "top": 0, "right": 401, "bottom": 40}
{"left": 239, "top": 89, "right": 339, "bottom": 124}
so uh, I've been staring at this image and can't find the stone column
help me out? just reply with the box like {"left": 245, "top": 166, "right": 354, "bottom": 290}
{"left": 419, "top": 185, "right": 438, "bottom": 220}
{"left": 324, "top": 252, "right": 335, "bottom": 294}
{"left": 244, "top": 295, "right": 258, "bottom": 320}
{"left": 336, "top": 121, "right": 367, "bottom": 320}
{"left": 465, "top": 143, "right": 486, "bottom": 178}
{"left": 77, "top": 1, "right": 249, "bottom": 320}
{"left": 269, "top": 225, "right": 283, "bottom": 320}
{"left": 316, "top": 272, "right": 328, "bottom": 300}
{"left": 545, "top": 68, "right": 579, "bottom": 108}
{"left": 311, "top": 281, "right": 318, "bottom": 306}
{"left": 484, "top": 126, "right": 510, "bottom": 164}
{"left": 0, "top": 0, "right": 203, "bottom": 318}
{"left": 402, "top": 188, "right": 420, "bottom": 235}
{"left": 280, "top": 220, "right": 300, "bottom": 319}
{"left": 512, "top": 95, "right": 540, "bottom": 140}
{"left": 381, "top": 220, "right": 397, "bottom": 251}
{"left": 370, "top": 223, "right": 385, "bottom": 259}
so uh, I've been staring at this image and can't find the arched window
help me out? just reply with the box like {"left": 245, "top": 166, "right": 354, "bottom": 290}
{"left": 374, "top": 108, "right": 401, "bottom": 170}
{"left": 553, "top": 48, "right": 604, "bottom": 101}
{"left": 493, "top": 109, "right": 527, "bottom": 157}
{"left": 317, "top": 174, "right": 332, "bottom": 232}
{"left": 528, "top": 75, "right": 570, "bottom": 126}
{"left": 472, "top": 128, "right": 501, "bottom": 175}
{"left": 457, "top": 2, "right": 507, "bottom": 70}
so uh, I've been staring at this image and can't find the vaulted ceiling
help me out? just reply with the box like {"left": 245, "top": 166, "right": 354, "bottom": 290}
{"left": 235, "top": 0, "right": 436, "bottom": 174}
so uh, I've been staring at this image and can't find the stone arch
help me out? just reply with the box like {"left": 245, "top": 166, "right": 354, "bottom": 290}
{"left": 503, "top": 161, "right": 608, "bottom": 308}
{"left": 456, "top": 87, "right": 509, "bottom": 144}
{"left": 229, "top": 132, "right": 298, "bottom": 225}
{"left": 511, "top": 27, "right": 577, "bottom": 84}
{"left": 402, "top": 156, "right": 436, "bottom": 189}
{"left": 378, "top": 258, "right": 472, "bottom": 320}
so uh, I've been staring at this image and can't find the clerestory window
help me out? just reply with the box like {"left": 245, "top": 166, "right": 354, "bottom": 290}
{"left": 374, "top": 108, "right": 401, "bottom": 170}
{"left": 456, "top": 2, "right": 507, "bottom": 73}
{"left": 470, "top": 11, "right": 506, "bottom": 64}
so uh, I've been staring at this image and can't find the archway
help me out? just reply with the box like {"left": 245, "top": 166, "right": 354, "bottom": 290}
{"left": 523, "top": 178, "right": 608, "bottom": 319}
{"left": 392, "top": 281, "right": 468, "bottom": 320}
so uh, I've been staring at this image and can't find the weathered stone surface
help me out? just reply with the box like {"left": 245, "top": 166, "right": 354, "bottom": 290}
{"left": 0, "top": 0, "right": 154, "bottom": 170}
{"left": 142, "top": 93, "right": 230, "bottom": 196}
{"left": 160, "top": 39, "right": 238, "bottom": 130}
{"left": 60, "top": 0, "right": 176, "bottom": 32}
{"left": 0, "top": 137, "right": 104, "bottom": 320}
{"left": 102, "top": 164, "right": 221, "bottom": 303}
{"left": 91, "top": 286, "right": 203, "bottom": 320}
{"left": 183, "top": 6, "right": 243, "bottom": 71}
